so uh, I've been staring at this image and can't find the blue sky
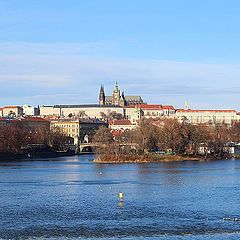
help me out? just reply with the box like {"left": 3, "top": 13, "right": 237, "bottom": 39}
{"left": 1, "top": 0, "right": 240, "bottom": 109}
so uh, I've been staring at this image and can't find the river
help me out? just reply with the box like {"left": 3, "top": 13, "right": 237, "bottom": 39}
{"left": 0, "top": 155, "right": 240, "bottom": 239}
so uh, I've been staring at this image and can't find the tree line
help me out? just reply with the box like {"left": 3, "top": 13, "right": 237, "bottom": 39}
{"left": 0, "top": 124, "right": 69, "bottom": 153}
{"left": 93, "top": 118, "right": 240, "bottom": 158}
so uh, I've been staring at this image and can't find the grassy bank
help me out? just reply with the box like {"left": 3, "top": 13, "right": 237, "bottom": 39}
{"left": 93, "top": 153, "right": 226, "bottom": 163}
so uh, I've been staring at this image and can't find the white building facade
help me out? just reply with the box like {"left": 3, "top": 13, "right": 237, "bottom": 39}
{"left": 22, "top": 105, "right": 38, "bottom": 116}
{"left": 125, "top": 104, "right": 176, "bottom": 123}
{"left": 175, "top": 109, "right": 240, "bottom": 125}
{"left": 40, "top": 104, "right": 125, "bottom": 119}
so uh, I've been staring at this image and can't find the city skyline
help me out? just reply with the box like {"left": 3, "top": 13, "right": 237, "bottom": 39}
{"left": 1, "top": 0, "right": 240, "bottom": 109}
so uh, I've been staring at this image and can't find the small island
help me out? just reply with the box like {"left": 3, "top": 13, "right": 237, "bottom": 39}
{"left": 93, "top": 154, "right": 225, "bottom": 163}
{"left": 92, "top": 118, "right": 239, "bottom": 163}
{"left": 93, "top": 154, "right": 201, "bottom": 163}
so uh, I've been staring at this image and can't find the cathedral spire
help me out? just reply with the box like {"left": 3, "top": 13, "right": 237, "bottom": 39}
{"left": 114, "top": 81, "right": 119, "bottom": 92}
{"left": 99, "top": 85, "right": 105, "bottom": 106}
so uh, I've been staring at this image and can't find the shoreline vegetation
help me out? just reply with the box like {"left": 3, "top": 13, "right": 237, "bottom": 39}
{"left": 1, "top": 117, "right": 240, "bottom": 163}
{"left": 92, "top": 118, "right": 240, "bottom": 164}
{"left": 93, "top": 153, "right": 233, "bottom": 163}
{"left": 0, "top": 123, "right": 76, "bottom": 160}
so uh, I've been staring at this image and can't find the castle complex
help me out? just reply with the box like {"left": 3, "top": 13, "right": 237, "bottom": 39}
{"left": 1, "top": 82, "right": 239, "bottom": 127}
{"left": 1, "top": 82, "right": 240, "bottom": 147}
{"left": 99, "top": 82, "right": 143, "bottom": 106}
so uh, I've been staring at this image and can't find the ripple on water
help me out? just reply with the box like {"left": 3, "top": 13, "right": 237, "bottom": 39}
{"left": 1, "top": 156, "right": 240, "bottom": 239}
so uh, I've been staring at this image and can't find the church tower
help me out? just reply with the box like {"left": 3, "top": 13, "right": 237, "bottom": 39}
{"left": 112, "top": 81, "right": 121, "bottom": 106}
{"left": 119, "top": 90, "right": 127, "bottom": 106}
{"left": 99, "top": 85, "right": 105, "bottom": 106}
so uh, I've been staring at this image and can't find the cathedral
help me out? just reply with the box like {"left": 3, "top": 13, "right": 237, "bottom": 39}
{"left": 99, "top": 82, "right": 144, "bottom": 107}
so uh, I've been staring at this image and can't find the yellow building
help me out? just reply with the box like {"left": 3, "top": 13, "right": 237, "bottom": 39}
{"left": 51, "top": 119, "right": 108, "bottom": 145}
{"left": 51, "top": 120, "right": 79, "bottom": 144}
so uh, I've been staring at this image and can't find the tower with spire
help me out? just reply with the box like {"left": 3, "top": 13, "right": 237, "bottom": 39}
{"left": 99, "top": 85, "right": 105, "bottom": 106}
{"left": 112, "top": 81, "right": 121, "bottom": 106}
{"left": 99, "top": 82, "right": 143, "bottom": 106}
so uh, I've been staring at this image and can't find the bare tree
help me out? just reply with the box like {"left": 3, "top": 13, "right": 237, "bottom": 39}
{"left": 77, "top": 111, "right": 87, "bottom": 118}
{"left": 132, "top": 118, "right": 159, "bottom": 153}
{"left": 92, "top": 126, "right": 114, "bottom": 160}
{"left": 108, "top": 111, "right": 124, "bottom": 120}
{"left": 92, "top": 126, "right": 113, "bottom": 144}
{"left": 49, "top": 126, "right": 69, "bottom": 151}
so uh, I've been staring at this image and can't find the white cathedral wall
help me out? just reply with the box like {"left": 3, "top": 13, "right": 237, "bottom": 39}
{"left": 41, "top": 106, "right": 125, "bottom": 118}
{"left": 40, "top": 106, "right": 60, "bottom": 116}
{"left": 63, "top": 107, "right": 124, "bottom": 118}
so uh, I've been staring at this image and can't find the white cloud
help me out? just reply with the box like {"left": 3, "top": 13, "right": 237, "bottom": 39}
{"left": 0, "top": 42, "right": 240, "bottom": 109}
{"left": 0, "top": 74, "right": 70, "bottom": 87}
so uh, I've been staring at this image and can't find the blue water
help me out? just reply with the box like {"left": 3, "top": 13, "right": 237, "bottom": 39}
{"left": 0, "top": 155, "right": 240, "bottom": 239}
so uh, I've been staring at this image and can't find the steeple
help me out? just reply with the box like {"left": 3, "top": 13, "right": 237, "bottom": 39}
{"left": 184, "top": 101, "right": 189, "bottom": 110}
{"left": 99, "top": 85, "right": 105, "bottom": 106}
{"left": 114, "top": 81, "right": 119, "bottom": 93}
{"left": 120, "top": 90, "right": 127, "bottom": 106}
{"left": 112, "top": 81, "right": 121, "bottom": 106}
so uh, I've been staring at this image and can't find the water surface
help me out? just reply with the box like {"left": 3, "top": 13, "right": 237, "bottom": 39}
{"left": 0, "top": 155, "right": 240, "bottom": 239}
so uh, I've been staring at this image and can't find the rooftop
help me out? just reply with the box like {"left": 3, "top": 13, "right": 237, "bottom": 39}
{"left": 177, "top": 109, "right": 236, "bottom": 113}
{"left": 162, "top": 105, "right": 175, "bottom": 110}
{"left": 52, "top": 104, "right": 122, "bottom": 109}
{"left": 4, "top": 106, "right": 22, "bottom": 109}
{"left": 51, "top": 118, "right": 108, "bottom": 124}
{"left": 110, "top": 119, "right": 132, "bottom": 125}
{"left": 126, "top": 104, "right": 175, "bottom": 110}
{"left": 105, "top": 96, "right": 143, "bottom": 101}
{"left": 21, "top": 117, "right": 50, "bottom": 122}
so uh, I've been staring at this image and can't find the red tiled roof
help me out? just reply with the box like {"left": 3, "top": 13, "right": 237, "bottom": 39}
{"left": 177, "top": 109, "right": 236, "bottom": 113}
{"left": 126, "top": 104, "right": 175, "bottom": 110}
{"left": 22, "top": 117, "right": 50, "bottom": 122}
{"left": 125, "top": 104, "right": 162, "bottom": 109}
{"left": 137, "top": 104, "right": 163, "bottom": 109}
{"left": 162, "top": 105, "right": 175, "bottom": 110}
{"left": 4, "top": 106, "right": 22, "bottom": 109}
{"left": 111, "top": 119, "right": 132, "bottom": 125}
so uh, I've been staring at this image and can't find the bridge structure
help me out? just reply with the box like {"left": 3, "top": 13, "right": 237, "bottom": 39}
{"left": 79, "top": 143, "right": 99, "bottom": 153}
{"left": 79, "top": 143, "right": 138, "bottom": 153}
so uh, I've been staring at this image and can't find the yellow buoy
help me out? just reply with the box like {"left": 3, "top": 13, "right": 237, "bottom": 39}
{"left": 119, "top": 192, "right": 123, "bottom": 202}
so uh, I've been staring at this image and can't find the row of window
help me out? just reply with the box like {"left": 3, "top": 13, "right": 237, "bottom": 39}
{"left": 144, "top": 110, "right": 175, "bottom": 116}
{"left": 56, "top": 124, "right": 79, "bottom": 128}
{"left": 180, "top": 116, "right": 236, "bottom": 123}
{"left": 63, "top": 128, "right": 78, "bottom": 133}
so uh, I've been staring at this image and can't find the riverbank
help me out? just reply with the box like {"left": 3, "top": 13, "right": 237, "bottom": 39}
{"left": 0, "top": 149, "right": 75, "bottom": 161}
{"left": 93, "top": 153, "right": 228, "bottom": 163}
{"left": 0, "top": 152, "right": 27, "bottom": 161}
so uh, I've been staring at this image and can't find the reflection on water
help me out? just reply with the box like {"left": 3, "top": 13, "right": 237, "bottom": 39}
{"left": 0, "top": 156, "right": 240, "bottom": 239}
